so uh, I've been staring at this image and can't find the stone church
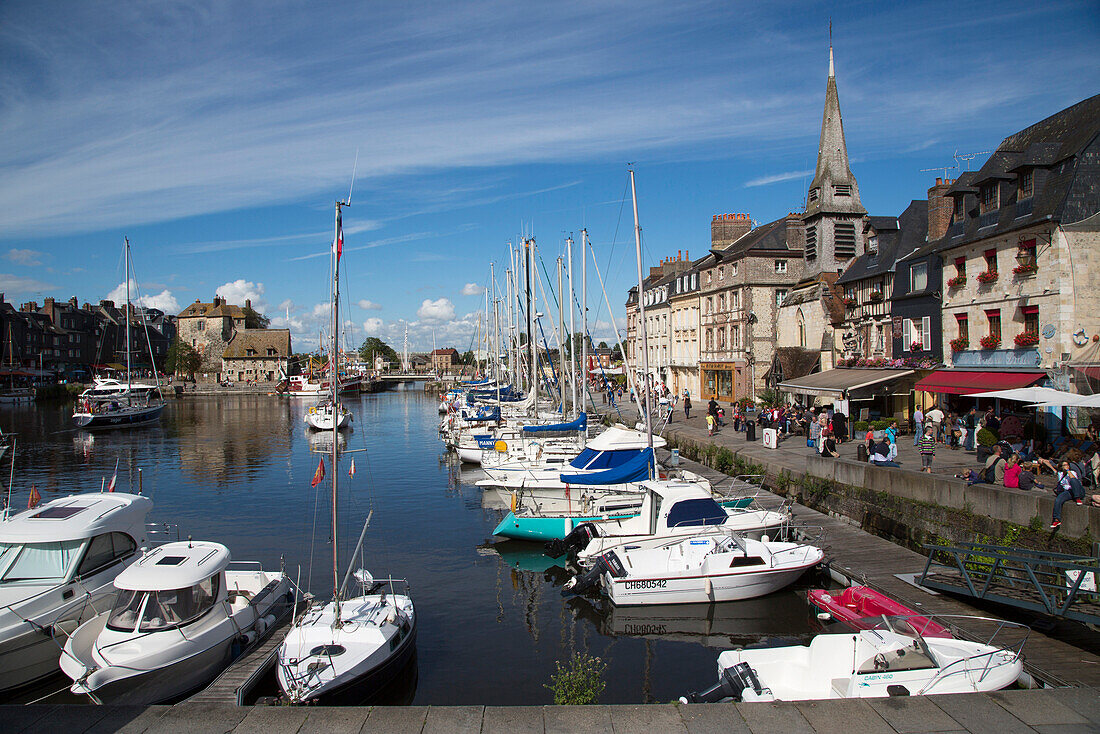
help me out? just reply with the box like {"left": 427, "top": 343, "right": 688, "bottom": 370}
{"left": 774, "top": 45, "right": 868, "bottom": 381}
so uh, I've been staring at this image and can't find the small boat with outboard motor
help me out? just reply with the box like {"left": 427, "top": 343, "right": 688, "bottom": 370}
{"left": 60, "top": 539, "right": 291, "bottom": 704}
{"left": 807, "top": 586, "right": 952, "bottom": 637}
{"left": 679, "top": 615, "right": 1029, "bottom": 703}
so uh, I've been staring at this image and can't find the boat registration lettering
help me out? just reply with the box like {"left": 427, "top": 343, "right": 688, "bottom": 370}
{"left": 623, "top": 579, "right": 666, "bottom": 590}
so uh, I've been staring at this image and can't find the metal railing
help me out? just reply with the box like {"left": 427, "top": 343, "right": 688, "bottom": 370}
{"left": 919, "top": 541, "right": 1100, "bottom": 624}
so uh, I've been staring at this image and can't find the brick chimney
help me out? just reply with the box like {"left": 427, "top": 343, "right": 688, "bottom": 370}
{"left": 245, "top": 299, "right": 251, "bottom": 310}
{"left": 784, "top": 213, "right": 807, "bottom": 250}
{"left": 927, "top": 177, "right": 955, "bottom": 242}
{"left": 711, "top": 213, "right": 752, "bottom": 249}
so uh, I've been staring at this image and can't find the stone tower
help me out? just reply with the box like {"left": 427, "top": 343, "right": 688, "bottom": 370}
{"left": 802, "top": 44, "right": 867, "bottom": 279}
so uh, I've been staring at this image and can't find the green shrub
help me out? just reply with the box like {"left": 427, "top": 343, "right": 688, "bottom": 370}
{"left": 976, "top": 427, "right": 998, "bottom": 447}
{"left": 870, "top": 419, "right": 890, "bottom": 430}
{"left": 545, "top": 652, "right": 607, "bottom": 705}
{"left": 854, "top": 421, "right": 869, "bottom": 432}
{"left": 715, "top": 447, "right": 735, "bottom": 474}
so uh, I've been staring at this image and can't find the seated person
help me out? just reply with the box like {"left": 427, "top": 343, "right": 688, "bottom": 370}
{"left": 1051, "top": 461, "right": 1087, "bottom": 529}
{"left": 957, "top": 445, "right": 1006, "bottom": 485}
{"left": 868, "top": 439, "right": 900, "bottom": 467}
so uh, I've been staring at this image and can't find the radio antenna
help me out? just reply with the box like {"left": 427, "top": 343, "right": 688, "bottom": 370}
{"left": 920, "top": 163, "right": 959, "bottom": 179}
{"left": 953, "top": 149, "right": 991, "bottom": 171}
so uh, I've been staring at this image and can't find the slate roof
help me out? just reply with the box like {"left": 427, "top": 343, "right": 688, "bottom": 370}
{"left": 938, "top": 93, "right": 1100, "bottom": 250}
{"left": 179, "top": 300, "right": 247, "bottom": 319}
{"left": 712, "top": 216, "right": 800, "bottom": 262}
{"left": 837, "top": 200, "right": 928, "bottom": 285}
{"left": 222, "top": 329, "right": 291, "bottom": 359}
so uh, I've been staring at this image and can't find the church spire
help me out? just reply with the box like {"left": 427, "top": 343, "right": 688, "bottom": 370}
{"left": 806, "top": 38, "right": 863, "bottom": 218}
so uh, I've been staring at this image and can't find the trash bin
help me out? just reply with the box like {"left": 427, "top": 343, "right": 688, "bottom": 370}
{"left": 745, "top": 420, "right": 756, "bottom": 442}
{"left": 669, "top": 448, "right": 680, "bottom": 466}
{"left": 857, "top": 443, "right": 868, "bottom": 462}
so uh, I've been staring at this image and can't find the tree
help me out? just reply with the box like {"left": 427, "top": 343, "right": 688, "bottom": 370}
{"left": 597, "top": 341, "right": 609, "bottom": 350}
{"left": 166, "top": 337, "right": 201, "bottom": 379}
{"left": 460, "top": 350, "right": 475, "bottom": 366}
{"left": 610, "top": 343, "right": 622, "bottom": 362}
{"left": 358, "top": 337, "right": 399, "bottom": 368}
{"left": 242, "top": 305, "right": 270, "bottom": 329}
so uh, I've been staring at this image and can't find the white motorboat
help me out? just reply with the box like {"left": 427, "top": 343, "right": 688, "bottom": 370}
{"left": 0, "top": 492, "right": 152, "bottom": 693}
{"left": 277, "top": 199, "right": 416, "bottom": 705}
{"left": 304, "top": 401, "right": 352, "bottom": 431}
{"left": 564, "top": 530, "right": 823, "bottom": 606}
{"left": 550, "top": 480, "right": 791, "bottom": 567}
{"left": 480, "top": 425, "right": 663, "bottom": 483}
{"left": 680, "top": 616, "right": 1028, "bottom": 703}
{"left": 80, "top": 377, "right": 160, "bottom": 401}
{"left": 60, "top": 540, "right": 291, "bottom": 704}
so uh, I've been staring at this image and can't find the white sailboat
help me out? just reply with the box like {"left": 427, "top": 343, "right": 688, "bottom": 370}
{"left": 73, "top": 238, "right": 164, "bottom": 429}
{"left": 277, "top": 199, "right": 416, "bottom": 704}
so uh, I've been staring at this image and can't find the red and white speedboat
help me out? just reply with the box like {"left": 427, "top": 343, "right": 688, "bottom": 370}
{"left": 287, "top": 373, "right": 362, "bottom": 397}
{"left": 808, "top": 586, "right": 952, "bottom": 638}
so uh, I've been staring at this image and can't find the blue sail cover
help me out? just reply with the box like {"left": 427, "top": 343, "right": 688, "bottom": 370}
{"left": 521, "top": 413, "right": 587, "bottom": 434}
{"left": 467, "top": 406, "right": 501, "bottom": 422}
{"left": 560, "top": 447, "right": 653, "bottom": 486}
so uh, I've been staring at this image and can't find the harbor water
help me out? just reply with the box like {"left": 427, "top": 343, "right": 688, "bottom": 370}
{"left": 2, "top": 386, "right": 821, "bottom": 705}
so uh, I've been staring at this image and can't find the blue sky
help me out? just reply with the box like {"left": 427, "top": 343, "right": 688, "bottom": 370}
{"left": 0, "top": 0, "right": 1097, "bottom": 352}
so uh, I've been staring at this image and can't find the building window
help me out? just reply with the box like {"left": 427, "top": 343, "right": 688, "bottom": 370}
{"left": 867, "top": 235, "right": 878, "bottom": 253}
{"left": 954, "top": 256, "right": 966, "bottom": 277}
{"left": 775, "top": 260, "right": 787, "bottom": 273}
{"left": 808, "top": 188, "right": 820, "bottom": 204}
{"left": 729, "top": 263, "right": 738, "bottom": 277}
{"left": 834, "top": 221, "right": 856, "bottom": 259}
{"left": 717, "top": 328, "right": 726, "bottom": 350}
{"left": 690, "top": 274, "right": 697, "bottom": 289}
{"left": 980, "top": 183, "right": 999, "bottom": 213}
{"left": 902, "top": 317, "right": 930, "bottom": 350}
{"left": 953, "top": 196, "right": 965, "bottom": 222}
{"left": 732, "top": 324, "right": 740, "bottom": 349}
{"left": 983, "top": 249, "right": 997, "bottom": 274}
{"left": 706, "top": 296, "right": 713, "bottom": 314}
{"left": 704, "top": 329, "right": 713, "bottom": 351}
{"left": 718, "top": 294, "right": 726, "bottom": 312}
{"left": 834, "top": 184, "right": 851, "bottom": 197}
{"left": 875, "top": 324, "right": 885, "bottom": 352}
{"left": 805, "top": 225, "right": 817, "bottom": 260}
{"left": 775, "top": 289, "right": 788, "bottom": 308}
{"left": 705, "top": 271, "right": 711, "bottom": 285}
{"left": 197, "top": 321, "right": 205, "bottom": 331}
{"left": 731, "top": 290, "right": 740, "bottom": 310}
{"left": 956, "top": 313, "right": 969, "bottom": 344}
{"left": 718, "top": 266, "right": 725, "bottom": 281}
{"left": 797, "top": 312, "right": 806, "bottom": 347}
{"left": 1018, "top": 171, "right": 1033, "bottom": 199}
{"left": 910, "top": 262, "right": 928, "bottom": 292}
{"left": 986, "top": 309, "right": 1001, "bottom": 342}
{"left": 1022, "top": 305, "right": 1039, "bottom": 336}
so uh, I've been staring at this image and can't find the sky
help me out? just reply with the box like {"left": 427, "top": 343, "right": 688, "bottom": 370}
{"left": 0, "top": 0, "right": 1097, "bottom": 353}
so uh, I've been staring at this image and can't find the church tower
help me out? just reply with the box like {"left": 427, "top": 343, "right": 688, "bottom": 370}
{"left": 802, "top": 43, "right": 867, "bottom": 279}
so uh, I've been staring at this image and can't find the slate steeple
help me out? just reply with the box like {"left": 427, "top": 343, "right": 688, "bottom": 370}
{"left": 802, "top": 38, "right": 866, "bottom": 278}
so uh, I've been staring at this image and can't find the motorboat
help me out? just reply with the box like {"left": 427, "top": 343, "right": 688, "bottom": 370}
{"left": 304, "top": 400, "right": 352, "bottom": 431}
{"left": 60, "top": 540, "right": 291, "bottom": 704}
{"left": 475, "top": 413, "right": 588, "bottom": 468}
{"left": 479, "top": 425, "right": 662, "bottom": 483}
{"left": 0, "top": 493, "right": 152, "bottom": 693}
{"left": 277, "top": 200, "right": 416, "bottom": 705}
{"left": 680, "top": 616, "right": 1028, "bottom": 703}
{"left": 80, "top": 377, "right": 160, "bottom": 401}
{"left": 550, "top": 480, "right": 791, "bottom": 565}
{"left": 277, "top": 574, "right": 416, "bottom": 703}
{"left": 564, "top": 529, "right": 823, "bottom": 606}
{"left": 808, "top": 586, "right": 952, "bottom": 637}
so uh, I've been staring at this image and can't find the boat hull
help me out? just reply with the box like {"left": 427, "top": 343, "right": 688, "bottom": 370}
{"left": 73, "top": 403, "right": 164, "bottom": 429}
{"left": 606, "top": 560, "right": 820, "bottom": 606}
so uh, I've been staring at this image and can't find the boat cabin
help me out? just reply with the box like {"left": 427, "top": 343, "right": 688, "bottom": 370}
{"left": 106, "top": 541, "right": 230, "bottom": 634}
{"left": 566, "top": 426, "right": 667, "bottom": 471}
{"left": 0, "top": 494, "right": 151, "bottom": 588}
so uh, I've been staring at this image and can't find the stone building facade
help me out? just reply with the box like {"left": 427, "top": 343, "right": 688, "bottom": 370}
{"left": 668, "top": 260, "right": 702, "bottom": 397}
{"left": 222, "top": 329, "right": 291, "bottom": 382}
{"left": 177, "top": 297, "right": 249, "bottom": 373}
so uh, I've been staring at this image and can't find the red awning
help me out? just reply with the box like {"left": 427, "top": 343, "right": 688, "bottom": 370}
{"left": 914, "top": 370, "right": 1045, "bottom": 395}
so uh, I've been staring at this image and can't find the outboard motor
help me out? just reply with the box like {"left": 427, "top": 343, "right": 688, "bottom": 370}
{"left": 561, "top": 551, "right": 626, "bottom": 597}
{"left": 679, "top": 662, "right": 764, "bottom": 704}
{"left": 545, "top": 522, "right": 600, "bottom": 558}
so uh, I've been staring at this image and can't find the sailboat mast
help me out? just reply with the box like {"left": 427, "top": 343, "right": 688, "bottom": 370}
{"left": 567, "top": 235, "right": 576, "bottom": 419}
{"left": 580, "top": 228, "right": 588, "bottom": 415}
{"left": 629, "top": 170, "right": 654, "bottom": 467}
{"left": 525, "top": 237, "right": 537, "bottom": 414}
{"left": 557, "top": 255, "right": 565, "bottom": 415}
{"left": 491, "top": 262, "right": 500, "bottom": 404}
{"left": 124, "top": 237, "right": 132, "bottom": 405}
{"left": 331, "top": 200, "right": 343, "bottom": 617}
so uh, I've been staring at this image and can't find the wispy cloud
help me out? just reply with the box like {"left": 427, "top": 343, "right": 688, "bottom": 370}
{"left": 4, "top": 248, "right": 46, "bottom": 266}
{"left": 744, "top": 169, "right": 814, "bottom": 188}
{"left": 0, "top": 273, "right": 54, "bottom": 294}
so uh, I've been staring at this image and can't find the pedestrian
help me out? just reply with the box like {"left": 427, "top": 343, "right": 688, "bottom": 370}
{"left": 912, "top": 406, "right": 924, "bottom": 447}
{"left": 683, "top": 394, "right": 692, "bottom": 419}
{"left": 885, "top": 421, "right": 898, "bottom": 445}
{"left": 819, "top": 429, "right": 839, "bottom": 458}
{"left": 965, "top": 407, "right": 977, "bottom": 451}
{"left": 1051, "top": 460, "right": 1086, "bottom": 530}
{"left": 917, "top": 428, "right": 936, "bottom": 473}
{"left": 926, "top": 405, "right": 945, "bottom": 443}
{"left": 706, "top": 412, "right": 716, "bottom": 436}
{"left": 809, "top": 413, "right": 822, "bottom": 451}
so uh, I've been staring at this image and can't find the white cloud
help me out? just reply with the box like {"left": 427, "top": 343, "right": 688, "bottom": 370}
{"left": 4, "top": 248, "right": 45, "bottom": 266}
{"left": 417, "top": 298, "right": 455, "bottom": 323}
{"left": 358, "top": 299, "right": 382, "bottom": 310}
{"left": 461, "top": 283, "right": 485, "bottom": 296}
{"left": 215, "top": 279, "right": 265, "bottom": 308}
{"left": 0, "top": 273, "right": 54, "bottom": 294}
{"left": 743, "top": 169, "right": 814, "bottom": 188}
{"left": 363, "top": 317, "right": 384, "bottom": 333}
{"left": 105, "top": 280, "right": 180, "bottom": 312}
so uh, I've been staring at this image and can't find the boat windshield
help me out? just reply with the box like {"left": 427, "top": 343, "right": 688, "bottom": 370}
{"left": 857, "top": 640, "right": 938, "bottom": 673}
{"left": 666, "top": 498, "right": 728, "bottom": 527}
{"left": 106, "top": 574, "right": 221, "bottom": 632}
{"left": 0, "top": 539, "right": 86, "bottom": 584}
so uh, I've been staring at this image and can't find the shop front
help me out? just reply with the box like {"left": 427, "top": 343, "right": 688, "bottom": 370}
{"left": 701, "top": 361, "right": 749, "bottom": 403}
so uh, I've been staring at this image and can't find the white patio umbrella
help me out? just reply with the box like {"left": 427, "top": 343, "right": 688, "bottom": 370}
{"left": 1025, "top": 392, "right": 1100, "bottom": 409}
{"left": 962, "top": 387, "right": 1075, "bottom": 403}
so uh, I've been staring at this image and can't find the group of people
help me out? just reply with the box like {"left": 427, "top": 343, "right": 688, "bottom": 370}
{"left": 912, "top": 405, "right": 1004, "bottom": 451}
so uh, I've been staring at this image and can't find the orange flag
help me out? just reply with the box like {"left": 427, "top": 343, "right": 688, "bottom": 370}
{"left": 311, "top": 457, "right": 326, "bottom": 487}
{"left": 28, "top": 485, "right": 41, "bottom": 509}
{"left": 348, "top": 458, "right": 356, "bottom": 479}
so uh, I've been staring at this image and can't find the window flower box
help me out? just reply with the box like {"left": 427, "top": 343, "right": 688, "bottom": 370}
{"left": 950, "top": 337, "right": 969, "bottom": 352}
{"left": 1014, "top": 331, "right": 1039, "bottom": 347}
{"left": 868, "top": 291, "right": 883, "bottom": 302}
{"left": 976, "top": 271, "right": 999, "bottom": 284}
{"left": 979, "top": 334, "right": 1001, "bottom": 350}
{"left": 910, "top": 341, "right": 923, "bottom": 352}
{"left": 1012, "top": 262, "right": 1037, "bottom": 276}
{"left": 842, "top": 297, "right": 856, "bottom": 308}
{"left": 947, "top": 275, "right": 966, "bottom": 288}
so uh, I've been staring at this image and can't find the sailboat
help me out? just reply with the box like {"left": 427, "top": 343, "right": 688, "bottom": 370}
{"left": 277, "top": 199, "right": 416, "bottom": 704}
{"left": 72, "top": 239, "right": 164, "bottom": 429}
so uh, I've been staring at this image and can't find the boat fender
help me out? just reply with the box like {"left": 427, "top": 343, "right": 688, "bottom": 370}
{"left": 681, "top": 662, "right": 764, "bottom": 704}
{"left": 240, "top": 630, "right": 258, "bottom": 646}
{"left": 704, "top": 577, "right": 713, "bottom": 599}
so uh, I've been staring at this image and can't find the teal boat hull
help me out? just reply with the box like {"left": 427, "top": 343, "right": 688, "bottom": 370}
{"left": 491, "top": 497, "right": 756, "bottom": 542}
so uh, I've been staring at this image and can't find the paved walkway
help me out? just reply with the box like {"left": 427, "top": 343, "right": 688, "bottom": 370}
{"left": 6, "top": 689, "right": 1099, "bottom": 733}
